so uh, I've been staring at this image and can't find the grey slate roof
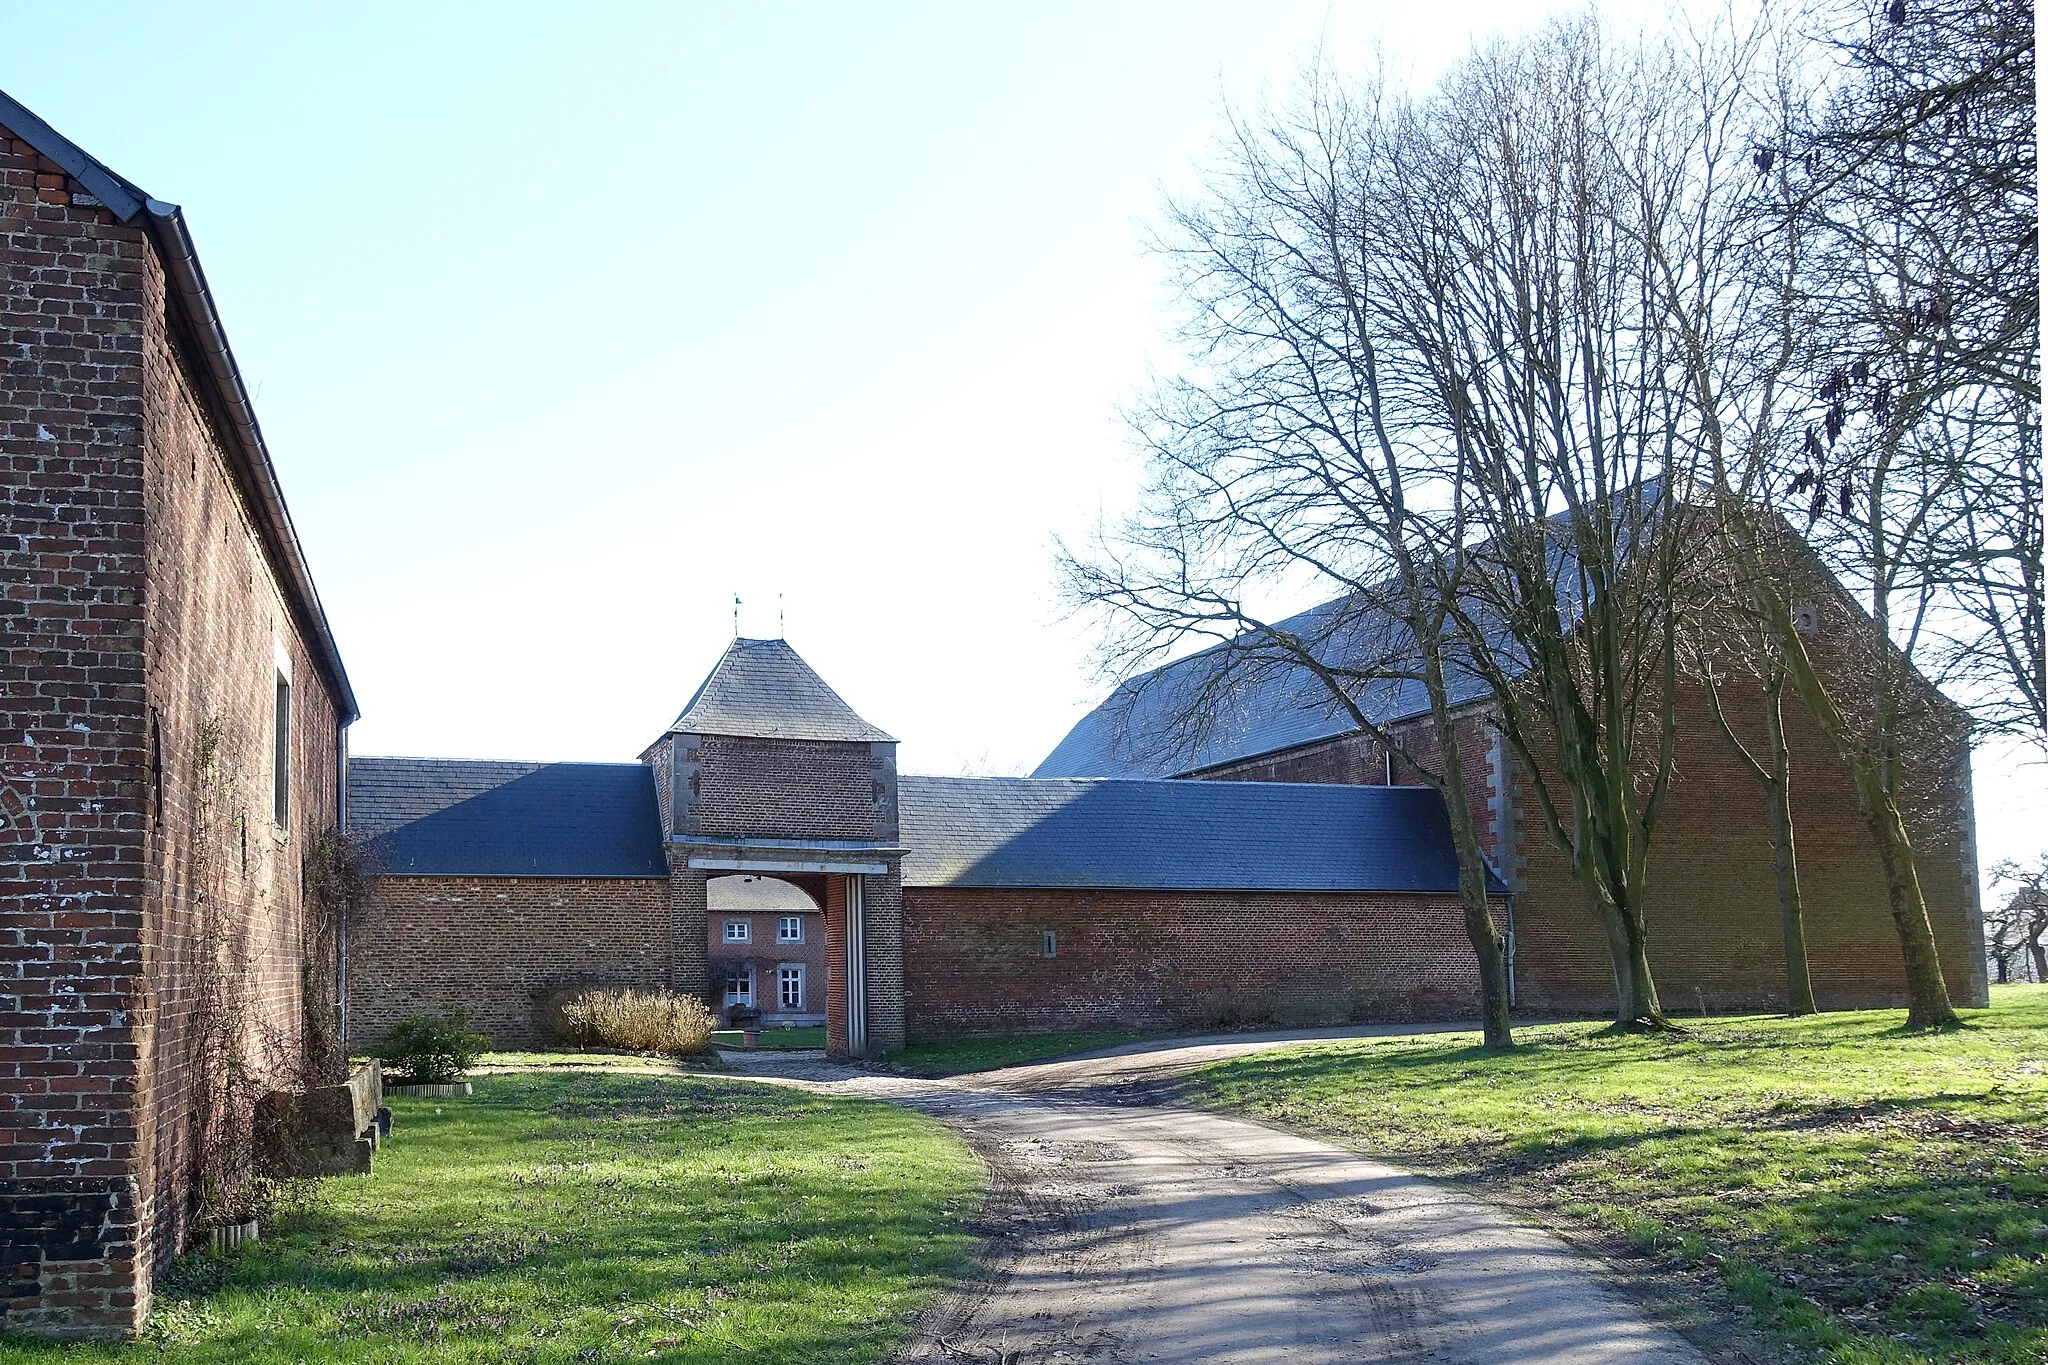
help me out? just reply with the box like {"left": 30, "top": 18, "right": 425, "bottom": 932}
{"left": 899, "top": 775, "right": 1496, "bottom": 893}
{"left": 1032, "top": 595, "right": 1496, "bottom": 780}
{"left": 1031, "top": 482, "right": 1677, "bottom": 780}
{"left": 665, "top": 638, "right": 895, "bottom": 743}
{"left": 349, "top": 758, "right": 667, "bottom": 878}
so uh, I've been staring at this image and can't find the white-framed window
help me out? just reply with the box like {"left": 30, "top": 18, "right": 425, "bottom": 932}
{"left": 778, "top": 915, "right": 803, "bottom": 943}
{"left": 724, "top": 919, "right": 750, "bottom": 943}
{"left": 777, "top": 964, "right": 805, "bottom": 1011}
{"left": 1042, "top": 929, "right": 1058, "bottom": 958}
{"left": 724, "top": 967, "right": 754, "bottom": 1007}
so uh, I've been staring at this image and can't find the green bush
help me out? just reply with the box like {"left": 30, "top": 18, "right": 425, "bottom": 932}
{"left": 372, "top": 1008, "right": 488, "bottom": 1083}
{"left": 540, "top": 988, "right": 716, "bottom": 1055}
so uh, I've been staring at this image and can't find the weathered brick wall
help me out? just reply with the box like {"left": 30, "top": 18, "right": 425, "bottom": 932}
{"left": 0, "top": 128, "right": 152, "bottom": 1340}
{"left": 1187, "top": 671, "right": 1981, "bottom": 1017}
{"left": 135, "top": 217, "right": 343, "bottom": 1297}
{"left": 2, "top": 128, "right": 344, "bottom": 1339}
{"left": 346, "top": 876, "right": 670, "bottom": 1049}
{"left": 901, "top": 887, "right": 1485, "bottom": 1041}
{"left": 1508, "top": 678, "right": 1986, "bottom": 1016}
{"left": 670, "top": 735, "right": 897, "bottom": 843}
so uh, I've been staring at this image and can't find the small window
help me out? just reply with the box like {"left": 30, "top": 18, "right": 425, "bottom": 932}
{"left": 778, "top": 915, "right": 803, "bottom": 943}
{"left": 271, "top": 671, "right": 291, "bottom": 826}
{"left": 778, "top": 964, "right": 805, "bottom": 1010}
{"left": 1042, "top": 930, "right": 1058, "bottom": 958}
{"left": 724, "top": 968, "right": 754, "bottom": 1007}
{"left": 724, "top": 919, "right": 750, "bottom": 943}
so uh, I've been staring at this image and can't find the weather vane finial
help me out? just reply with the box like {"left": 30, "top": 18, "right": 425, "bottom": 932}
{"left": 733, "top": 593, "right": 741, "bottom": 638}
{"left": 778, "top": 593, "right": 786, "bottom": 639}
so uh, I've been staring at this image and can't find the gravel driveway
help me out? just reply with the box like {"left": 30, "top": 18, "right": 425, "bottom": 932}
{"left": 718, "top": 1026, "right": 1707, "bottom": 1364}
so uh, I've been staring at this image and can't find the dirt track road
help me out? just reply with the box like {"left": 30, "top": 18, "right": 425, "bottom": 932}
{"left": 721, "top": 1028, "right": 1708, "bottom": 1365}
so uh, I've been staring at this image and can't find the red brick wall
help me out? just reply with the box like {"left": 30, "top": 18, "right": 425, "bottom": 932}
{"left": 901, "top": 886, "right": 1486, "bottom": 1040}
{"left": 673, "top": 734, "right": 897, "bottom": 843}
{"left": 0, "top": 130, "right": 153, "bottom": 1341}
{"left": 135, "top": 216, "right": 343, "bottom": 1295}
{"left": 346, "top": 876, "right": 670, "bottom": 1049}
{"left": 1507, "top": 678, "right": 1986, "bottom": 1016}
{"left": 1197, "top": 709, "right": 1507, "bottom": 868}
{"left": 2, "top": 129, "right": 344, "bottom": 1339}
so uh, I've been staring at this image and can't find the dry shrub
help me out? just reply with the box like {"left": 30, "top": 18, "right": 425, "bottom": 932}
{"left": 540, "top": 989, "right": 715, "bottom": 1055}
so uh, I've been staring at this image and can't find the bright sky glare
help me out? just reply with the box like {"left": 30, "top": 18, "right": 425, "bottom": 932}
{"left": 5, "top": 1, "right": 2039, "bottom": 887}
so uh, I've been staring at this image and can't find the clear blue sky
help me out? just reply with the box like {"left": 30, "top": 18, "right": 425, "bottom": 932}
{"left": 6, "top": 2, "right": 2038, "bottom": 883}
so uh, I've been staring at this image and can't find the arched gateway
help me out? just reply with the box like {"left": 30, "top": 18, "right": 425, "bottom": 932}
{"left": 345, "top": 637, "right": 1505, "bottom": 1060}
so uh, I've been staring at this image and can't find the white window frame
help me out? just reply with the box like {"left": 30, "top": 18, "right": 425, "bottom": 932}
{"left": 723, "top": 919, "right": 751, "bottom": 943}
{"left": 778, "top": 915, "right": 803, "bottom": 943}
{"left": 724, "top": 966, "right": 755, "bottom": 1007}
{"left": 777, "top": 963, "right": 805, "bottom": 1011}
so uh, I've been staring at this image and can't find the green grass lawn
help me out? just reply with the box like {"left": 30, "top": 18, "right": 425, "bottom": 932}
{"left": 0, "top": 1072, "right": 981, "bottom": 1365}
{"left": 888, "top": 1030, "right": 1147, "bottom": 1076}
{"left": 1193, "top": 984, "right": 2048, "bottom": 1363}
{"left": 711, "top": 1026, "right": 827, "bottom": 1050}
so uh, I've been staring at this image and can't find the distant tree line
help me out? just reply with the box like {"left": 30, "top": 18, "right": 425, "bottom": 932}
{"left": 1063, "top": 0, "right": 2037, "bottom": 1044}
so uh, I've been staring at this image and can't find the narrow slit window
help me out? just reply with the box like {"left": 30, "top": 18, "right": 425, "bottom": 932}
{"left": 271, "top": 671, "right": 291, "bottom": 826}
{"left": 1042, "top": 930, "right": 1058, "bottom": 959}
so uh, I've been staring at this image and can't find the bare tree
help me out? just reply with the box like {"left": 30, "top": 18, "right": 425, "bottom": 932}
{"left": 1988, "top": 855, "right": 2048, "bottom": 983}
{"left": 1634, "top": 4, "right": 1986, "bottom": 1028}
{"left": 1061, "top": 71, "right": 1516, "bottom": 1049}
{"left": 1360, "top": 20, "right": 1724, "bottom": 1030}
{"left": 1698, "top": 608, "right": 1819, "bottom": 1014}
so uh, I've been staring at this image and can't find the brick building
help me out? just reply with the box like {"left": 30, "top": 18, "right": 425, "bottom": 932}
{"left": 346, "top": 638, "right": 1499, "bottom": 1057}
{"left": 347, "top": 599, "right": 1987, "bottom": 1063}
{"left": 1, "top": 93, "right": 356, "bottom": 1338}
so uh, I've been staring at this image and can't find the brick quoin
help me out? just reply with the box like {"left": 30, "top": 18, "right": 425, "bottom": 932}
{"left": 1, "top": 123, "right": 346, "bottom": 1340}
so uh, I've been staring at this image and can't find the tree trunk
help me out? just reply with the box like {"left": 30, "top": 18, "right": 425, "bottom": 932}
{"left": 1763, "top": 680, "right": 1817, "bottom": 1016}
{"left": 1755, "top": 583, "right": 1960, "bottom": 1028}
{"left": 1596, "top": 895, "right": 1668, "bottom": 1030}
{"left": 1423, "top": 663, "right": 1515, "bottom": 1050}
{"left": 2027, "top": 927, "right": 2048, "bottom": 983}
{"left": 1864, "top": 794, "right": 1961, "bottom": 1028}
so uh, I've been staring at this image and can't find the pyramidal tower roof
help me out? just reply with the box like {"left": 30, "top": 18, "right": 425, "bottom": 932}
{"left": 666, "top": 638, "right": 895, "bottom": 743}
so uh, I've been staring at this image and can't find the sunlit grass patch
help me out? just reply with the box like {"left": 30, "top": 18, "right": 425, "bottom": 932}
{"left": 0, "top": 1073, "right": 982, "bottom": 1364}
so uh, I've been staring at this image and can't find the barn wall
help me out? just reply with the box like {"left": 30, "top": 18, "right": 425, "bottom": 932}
{"left": 901, "top": 886, "right": 1487, "bottom": 1041}
{"left": 346, "top": 876, "right": 670, "bottom": 1049}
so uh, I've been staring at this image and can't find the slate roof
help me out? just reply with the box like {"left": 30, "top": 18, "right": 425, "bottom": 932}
{"left": 1033, "top": 482, "right": 1676, "bottom": 780}
{"left": 348, "top": 758, "right": 667, "bottom": 878}
{"left": 898, "top": 775, "right": 1495, "bottom": 893}
{"left": 1032, "top": 595, "right": 1496, "bottom": 780}
{"left": 664, "top": 638, "right": 894, "bottom": 744}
